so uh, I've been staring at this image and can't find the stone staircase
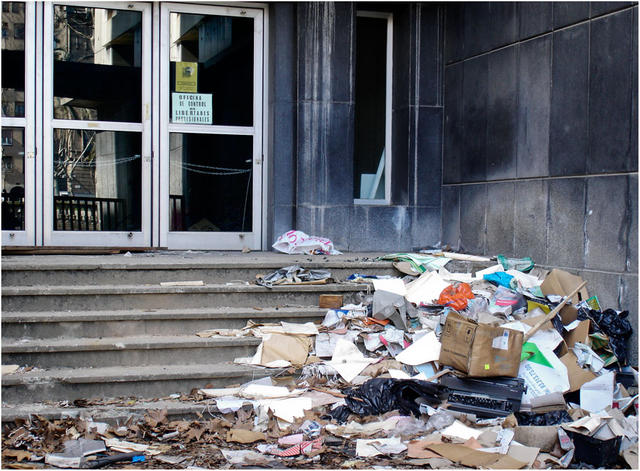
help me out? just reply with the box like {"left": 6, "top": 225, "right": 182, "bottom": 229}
{"left": 1, "top": 252, "right": 397, "bottom": 411}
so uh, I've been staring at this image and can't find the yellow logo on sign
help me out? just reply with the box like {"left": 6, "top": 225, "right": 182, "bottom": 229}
{"left": 175, "top": 61, "right": 198, "bottom": 93}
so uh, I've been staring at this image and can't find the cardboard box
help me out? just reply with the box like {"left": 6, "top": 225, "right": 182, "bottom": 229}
{"left": 559, "top": 351, "right": 597, "bottom": 393}
{"left": 541, "top": 269, "right": 589, "bottom": 304}
{"left": 319, "top": 294, "right": 343, "bottom": 309}
{"left": 439, "top": 311, "right": 524, "bottom": 377}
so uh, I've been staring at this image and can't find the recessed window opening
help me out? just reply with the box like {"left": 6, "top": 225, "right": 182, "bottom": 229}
{"left": 354, "top": 11, "right": 392, "bottom": 204}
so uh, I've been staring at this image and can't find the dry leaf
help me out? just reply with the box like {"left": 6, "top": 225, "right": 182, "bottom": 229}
{"left": 145, "top": 409, "right": 168, "bottom": 427}
{"left": 2, "top": 449, "right": 32, "bottom": 462}
{"left": 226, "top": 429, "right": 266, "bottom": 443}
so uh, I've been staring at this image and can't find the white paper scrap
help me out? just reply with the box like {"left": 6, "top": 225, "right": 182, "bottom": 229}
{"left": 563, "top": 320, "right": 582, "bottom": 332}
{"left": 240, "top": 384, "right": 302, "bottom": 400}
{"left": 199, "top": 387, "right": 242, "bottom": 398}
{"left": 475, "top": 264, "right": 505, "bottom": 279}
{"left": 388, "top": 369, "right": 411, "bottom": 379}
{"left": 580, "top": 371, "right": 615, "bottom": 413}
{"left": 404, "top": 271, "right": 450, "bottom": 305}
{"left": 441, "top": 420, "right": 484, "bottom": 440}
{"left": 216, "top": 396, "right": 251, "bottom": 413}
{"left": 327, "top": 339, "right": 378, "bottom": 383}
{"left": 371, "top": 278, "right": 407, "bottom": 296}
{"left": 396, "top": 331, "right": 441, "bottom": 366}
{"left": 259, "top": 397, "right": 314, "bottom": 423}
{"left": 355, "top": 436, "right": 407, "bottom": 457}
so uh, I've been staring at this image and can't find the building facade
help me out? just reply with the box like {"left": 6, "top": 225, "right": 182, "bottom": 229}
{"left": 1, "top": 2, "right": 638, "bottom": 356}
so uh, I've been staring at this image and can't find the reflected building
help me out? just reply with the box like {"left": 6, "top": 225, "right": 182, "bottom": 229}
{"left": 52, "top": 6, "right": 142, "bottom": 230}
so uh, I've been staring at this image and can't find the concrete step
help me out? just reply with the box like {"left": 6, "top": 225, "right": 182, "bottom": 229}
{"left": 2, "top": 282, "right": 370, "bottom": 312}
{"left": 1, "top": 252, "right": 398, "bottom": 286}
{"left": 2, "top": 335, "right": 263, "bottom": 368}
{"left": 1, "top": 363, "right": 279, "bottom": 404}
{"left": 1, "top": 399, "right": 221, "bottom": 423}
{"left": 2, "top": 306, "right": 326, "bottom": 339}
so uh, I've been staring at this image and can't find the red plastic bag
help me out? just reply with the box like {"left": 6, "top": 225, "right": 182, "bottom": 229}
{"left": 437, "top": 283, "right": 474, "bottom": 310}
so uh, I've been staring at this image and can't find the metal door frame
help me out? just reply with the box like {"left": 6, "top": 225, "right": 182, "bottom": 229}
{"left": 158, "top": 2, "right": 264, "bottom": 250}
{"left": 42, "top": 1, "right": 152, "bottom": 247}
{"left": 2, "top": 1, "right": 36, "bottom": 246}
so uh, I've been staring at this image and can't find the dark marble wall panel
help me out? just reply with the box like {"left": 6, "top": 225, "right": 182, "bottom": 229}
{"left": 585, "top": 176, "right": 629, "bottom": 272}
{"left": 393, "top": 5, "right": 412, "bottom": 110}
{"left": 518, "top": 2, "right": 553, "bottom": 40}
{"left": 441, "top": 185, "right": 460, "bottom": 248}
{"left": 445, "top": 2, "right": 465, "bottom": 64}
{"left": 443, "top": 63, "right": 463, "bottom": 184}
{"left": 418, "top": 4, "right": 443, "bottom": 106}
{"left": 273, "top": 205, "right": 295, "bottom": 242}
{"left": 350, "top": 205, "right": 413, "bottom": 251}
{"left": 628, "top": 174, "right": 638, "bottom": 273}
{"left": 487, "top": 46, "right": 517, "bottom": 180}
{"left": 550, "top": 24, "right": 589, "bottom": 176}
{"left": 547, "top": 178, "right": 586, "bottom": 268}
{"left": 489, "top": 2, "right": 518, "bottom": 51}
{"left": 411, "top": 206, "right": 442, "bottom": 249}
{"left": 295, "top": 205, "right": 351, "bottom": 250}
{"left": 588, "top": 9, "right": 634, "bottom": 173}
{"left": 272, "top": 102, "right": 297, "bottom": 208}
{"left": 296, "top": 102, "right": 355, "bottom": 206}
{"left": 590, "top": 1, "right": 636, "bottom": 17}
{"left": 414, "top": 107, "right": 443, "bottom": 207}
{"left": 459, "top": 184, "right": 487, "bottom": 254}
{"left": 297, "top": 2, "right": 355, "bottom": 103}
{"left": 392, "top": 107, "right": 410, "bottom": 205}
{"left": 268, "top": 3, "right": 297, "bottom": 242}
{"left": 462, "top": 56, "right": 488, "bottom": 182}
{"left": 463, "top": 2, "right": 491, "bottom": 58}
{"left": 486, "top": 182, "right": 515, "bottom": 256}
{"left": 516, "top": 35, "right": 551, "bottom": 178}
{"left": 514, "top": 180, "right": 548, "bottom": 265}
{"left": 632, "top": 8, "right": 638, "bottom": 172}
{"left": 325, "top": 104, "right": 355, "bottom": 205}
{"left": 553, "top": 2, "right": 590, "bottom": 28}
{"left": 270, "top": 3, "right": 297, "bottom": 105}
{"left": 296, "top": 102, "right": 328, "bottom": 206}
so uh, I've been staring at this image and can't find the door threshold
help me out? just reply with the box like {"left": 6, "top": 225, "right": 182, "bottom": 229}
{"left": 1, "top": 247, "right": 167, "bottom": 256}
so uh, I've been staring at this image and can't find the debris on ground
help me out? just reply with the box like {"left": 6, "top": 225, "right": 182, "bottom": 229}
{"left": 272, "top": 230, "right": 342, "bottom": 255}
{"left": 2, "top": 252, "right": 637, "bottom": 469}
{"left": 256, "top": 265, "right": 333, "bottom": 287}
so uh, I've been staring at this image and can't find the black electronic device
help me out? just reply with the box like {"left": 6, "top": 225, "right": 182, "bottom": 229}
{"left": 440, "top": 375, "right": 526, "bottom": 418}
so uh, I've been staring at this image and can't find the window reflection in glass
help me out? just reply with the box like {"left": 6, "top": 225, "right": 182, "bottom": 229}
{"left": 53, "top": 129, "right": 142, "bottom": 231}
{"left": 2, "top": 127, "right": 25, "bottom": 230}
{"left": 169, "top": 133, "right": 252, "bottom": 232}
{"left": 53, "top": 6, "right": 142, "bottom": 122}
{"left": 169, "top": 13, "right": 253, "bottom": 126}
{"left": 1, "top": 2, "right": 25, "bottom": 117}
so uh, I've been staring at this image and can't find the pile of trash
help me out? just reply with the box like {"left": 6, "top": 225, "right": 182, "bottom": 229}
{"left": 2, "top": 252, "right": 637, "bottom": 469}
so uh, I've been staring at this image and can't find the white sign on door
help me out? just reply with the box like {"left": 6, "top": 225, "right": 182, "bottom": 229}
{"left": 172, "top": 93, "right": 212, "bottom": 124}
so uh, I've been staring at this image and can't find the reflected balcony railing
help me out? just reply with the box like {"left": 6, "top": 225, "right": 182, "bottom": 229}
{"left": 54, "top": 195, "right": 126, "bottom": 231}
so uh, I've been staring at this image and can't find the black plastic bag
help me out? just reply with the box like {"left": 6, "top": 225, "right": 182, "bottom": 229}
{"left": 329, "top": 378, "right": 448, "bottom": 422}
{"left": 577, "top": 307, "right": 633, "bottom": 365}
{"left": 515, "top": 410, "right": 572, "bottom": 426}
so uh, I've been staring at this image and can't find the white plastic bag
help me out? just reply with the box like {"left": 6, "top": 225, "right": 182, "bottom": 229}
{"left": 272, "top": 230, "right": 342, "bottom": 255}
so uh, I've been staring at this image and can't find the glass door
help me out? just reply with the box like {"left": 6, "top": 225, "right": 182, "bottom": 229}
{"left": 2, "top": 2, "right": 35, "bottom": 246}
{"left": 159, "top": 3, "right": 263, "bottom": 250}
{"left": 43, "top": 2, "right": 151, "bottom": 246}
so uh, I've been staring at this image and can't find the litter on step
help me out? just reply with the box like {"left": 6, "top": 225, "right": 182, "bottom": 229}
{"left": 2, "top": 251, "right": 637, "bottom": 470}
